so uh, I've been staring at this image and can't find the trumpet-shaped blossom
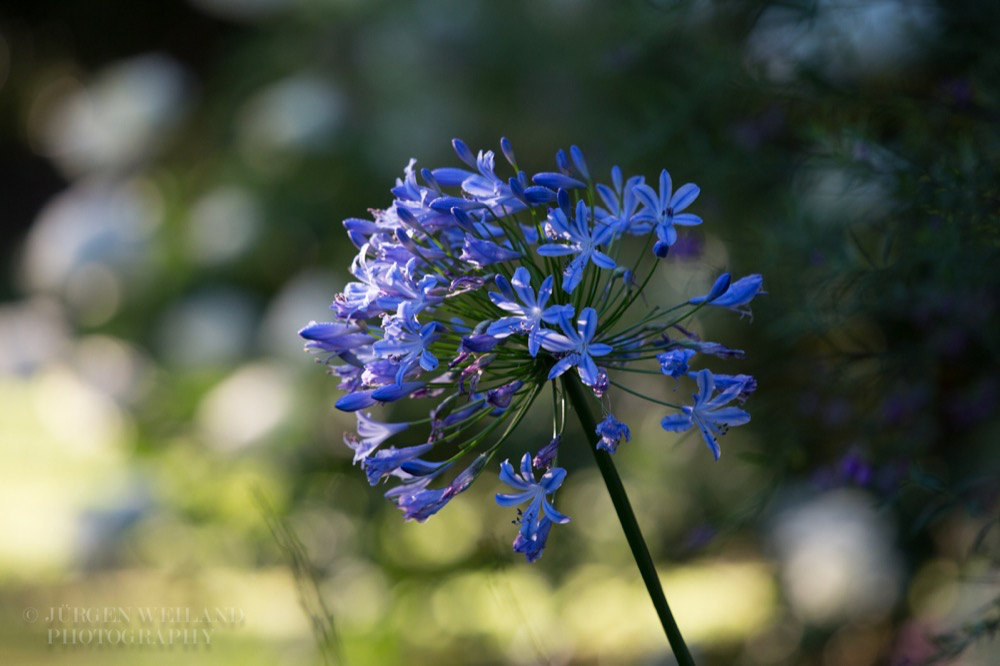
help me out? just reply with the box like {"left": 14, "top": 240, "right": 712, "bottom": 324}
{"left": 658, "top": 348, "right": 697, "bottom": 378}
{"left": 460, "top": 235, "right": 522, "bottom": 267}
{"left": 344, "top": 411, "right": 409, "bottom": 463}
{"left": 538, "top": 199, "right": 617, "bottom": 293}
{"left": 363, "top": 443, "right": 436, "bottom": 486}
{"left": 301, "top": 138, "right": 761, "bottom": 562}
{"left": 596, "top": 166, "right": 645, "bottom": 235}
{"left": 373, "top": 318, "right": 442, "bottom": 384}
{"left": 711, "top": 373, "right": 758, "bottom": 404}
{"left": 596, "top": 414, "right": 631, "bottom": 454}
{"left": 487, "top": 267, "right": 569, "bottom": 356}
{"left": 299, "top": 321, "right": 373, "bottom": 356}
{"left": 691, "top": 273, "right": 765, "bottom": 317}
{"left": 661, "top": 369, "right": 752, "bottom": 460}
{"left": 537, "top": 307, "right": 613, "bottom": 386}
{"left": 496, "top": 453, "right": 571, "bottom": 562}
{"left": 387, "top": 453, "right": 488, "bottom": 522}
{"left": 633, "top": 169, "right": 704, "bottom": 257}
{"left": 532, "top": 435, "right": 562, "bottom": 470}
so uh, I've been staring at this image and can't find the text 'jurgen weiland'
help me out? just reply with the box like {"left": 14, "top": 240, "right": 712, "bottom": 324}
{"left": 43, "top": 606, "right": 245, "bottom": 627}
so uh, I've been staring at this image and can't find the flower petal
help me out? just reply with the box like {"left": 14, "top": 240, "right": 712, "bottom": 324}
{"left": 661, "top": 412, "right": 693, "bottom": 432}
{"left": 498, "top": 458, "right": 530, "bottom": 490}
{"left": 496, "top": 491, "right": 535, "bottom": 506}
{"left": 372, "top": 381, "right": 426, "bottom": 402}
{"left": 634, "top": 183, "right": 660, "bottom": 214}
{"left": 537, "top": 243, "right": 579, "bottom": 257}
{"left": 588, "top": 343, "right": 613, "bottom": 356}
{"left": 336, "top": 390, "right": 378, "bottom": 412}
{"left": 510, "top": 267, "right": 536, "bottom": 306}
{"left": 532, "top": 172, "right": 586, "bottom": 190}
{"left": 537, "top": 330, "right": 575, "bottom": 352}
{"left": 547, "top": 354, "right": 579, "bottom": 380}
{"left": 673, "top": 213, "right": 703, "bottom": 226}
{"left": 671, "top": 183, "right": 700, "bottom": 212}
{"left": 542, "top": 499, "right": 571, "bottom": 524}
{"left": 577, "top": 354, "right": 599, "bottom": 386}
{"left": 578, "top": 307, "right": 598, "bottom": 342}
{"left": 705, "top": 406, "right": 751, "bottom": 427}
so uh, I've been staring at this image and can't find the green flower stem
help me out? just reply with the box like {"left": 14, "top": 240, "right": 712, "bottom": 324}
{"left": 561, "top": 375, "right": 696, "bottom": 666}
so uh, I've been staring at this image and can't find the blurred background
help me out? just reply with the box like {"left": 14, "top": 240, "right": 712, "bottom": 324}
{"left": 1, "top": 0, "right": 998, "bottom": 664}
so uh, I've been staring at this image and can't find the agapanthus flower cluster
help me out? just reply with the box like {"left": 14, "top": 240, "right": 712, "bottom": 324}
{"left": 301, "top": 138, "right": 763, "bottom": 561}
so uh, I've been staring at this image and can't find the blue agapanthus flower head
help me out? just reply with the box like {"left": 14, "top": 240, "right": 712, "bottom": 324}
{"left": 302, "top": 138, "right": 762, "bottom": 561}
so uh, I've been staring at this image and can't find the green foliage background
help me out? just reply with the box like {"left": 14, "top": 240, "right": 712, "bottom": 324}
{"left": 1, "top": 1, "right": 998, "bottom": 664}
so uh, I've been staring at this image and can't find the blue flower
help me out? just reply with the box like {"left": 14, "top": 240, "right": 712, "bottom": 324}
{"left": 370, "top": 380, "right": 426, "bottom": 402}
{"left": 487, "top": 267, "right": 570, "bottom": 356}
{"left": 333, "top": 247, "right": 390, "bottom": 319}
{"left": 710, "top": 373, "right": 757, "bottom": 404}
{"left": 660, "top": 369, "right": 751, "bottom": 460}
{"left": 344, "top": 411, "right": 409, "bottom": 463}
{"left": 690, "top": 274, "right": 765, "bottom": 317}
{"left": 657, "top": 349, "right": 697, "bottom": 378}
{"left": 460, "top": 334, "right": 501, "bottom": 353}
{"left": 302, "top": 138, "right": 759, "bottom": 563}
{"left": 532, "top": 171, "right": 586, "bottom": 191}
{"left": 596, "top": 166, "right": 645, "bottom": 236}
{"left": 532, "top": 435, "right": 561, "bottom": 470}
{"left": 537, "top": 306, "right": 613, "bottom": 386}
{"left": 431, "top": 140, "right": 526, "bottom": 216}
{"left": 363, "top": 443, "right": 437, "bottom": 486}
{"left": 334, "top": 389, "right": 377, "bottom": 412}
{"left": 596, "top": 414, "right": 631, "bottom": 454}
{"left": 487, "top": 380, "right": 524, "bottom": 409}
{"left": 569, "top": 145, "right": 590, "bottom": 180}
{"left": 693, "top": 341, "right": 745, "bottom": 358}
{"left": 633, "top": 169, "right": 703, "bottom": 257}
{"left": 299, "top": 321, "right": 373, "bottom": 356}
{"left": 537, "top": 199, "right": 616, "bottom": 293}
{"left": 460, "top": 235, "right": 522, "bottom": 267}
{"left": 692, "top": 273, "right": 732, "bottom": 305}
{"left": 591, "top": 368, "right": 609, "bottom": 398}
{"left": 496, "top": 453, "right": 570, "bottom": 562}
{"left": 372, "top": 318, "right": 442, "bottom": 384}
{"left": 386, "top": 453, "right": 488, "bottom": 522}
